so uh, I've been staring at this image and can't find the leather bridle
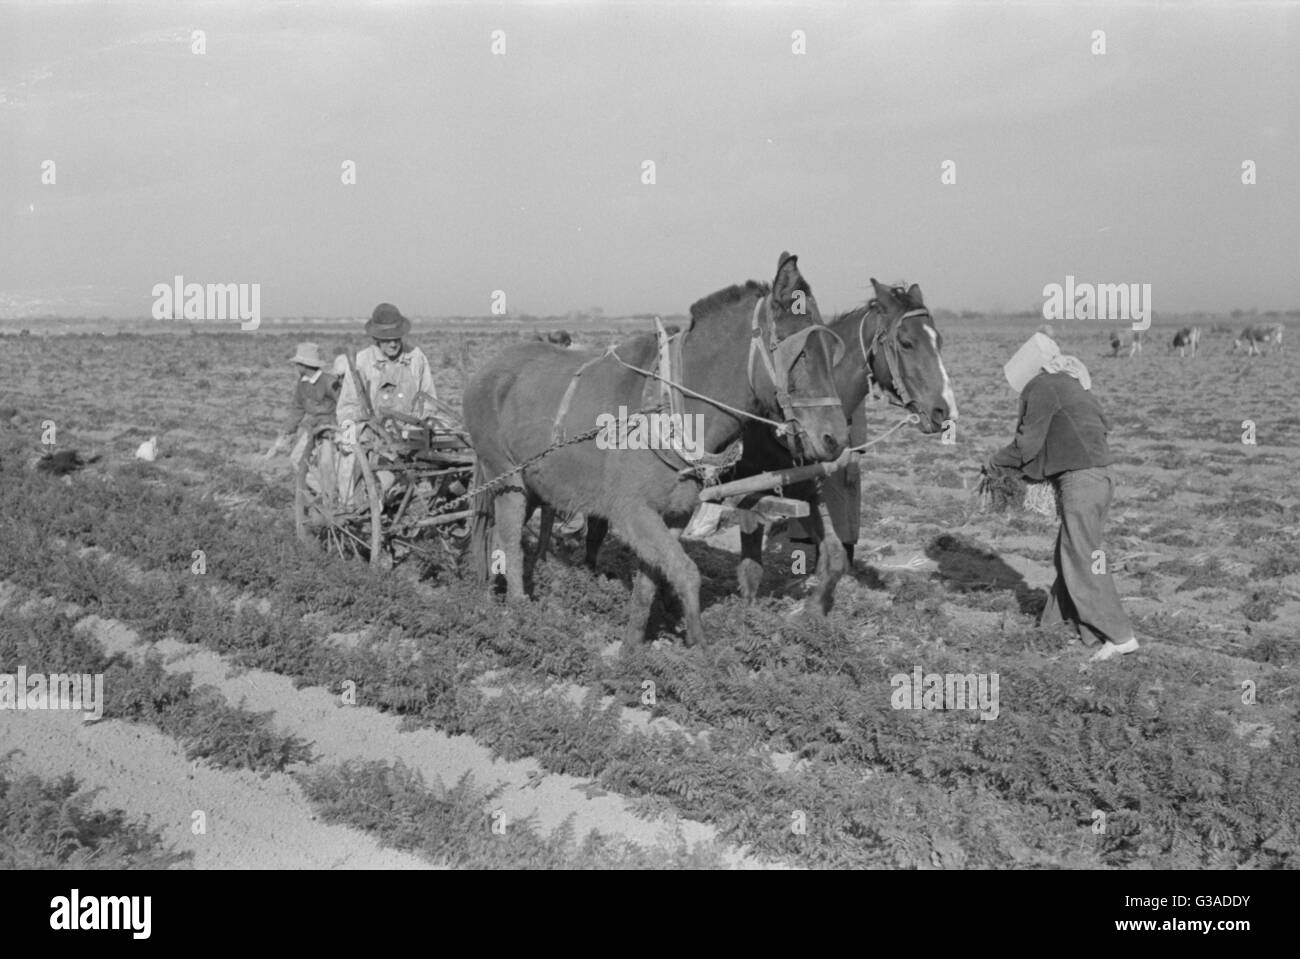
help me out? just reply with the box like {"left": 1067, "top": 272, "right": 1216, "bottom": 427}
{"left": 859, "top": 303, "right": 932, "bottom": 411}
{"left": 747, "top": 295, "right": 845, "bottom": 446}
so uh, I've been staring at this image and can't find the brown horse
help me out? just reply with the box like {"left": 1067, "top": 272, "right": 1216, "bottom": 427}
{"left": 464, "top": 253, "right": 849, "bottom": 647}
{"left": 579, "top": 280, "right": 957, "bottom": 613}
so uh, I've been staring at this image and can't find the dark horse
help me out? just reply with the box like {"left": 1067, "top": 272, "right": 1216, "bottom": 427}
{"left": 576, "top": 279, "right": 957, "bottom": 615}
{"left": 464, "top": 253, "right": 850, "bottom": 647}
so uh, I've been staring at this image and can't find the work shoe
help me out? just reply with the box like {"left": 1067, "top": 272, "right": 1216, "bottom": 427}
{"left": 1089, "top": 637, "right": 1140, "bottom": 662}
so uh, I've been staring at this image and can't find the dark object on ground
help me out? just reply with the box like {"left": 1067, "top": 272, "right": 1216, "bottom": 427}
{"left": 35, "top": 450, "right": 101, "bottom": 476}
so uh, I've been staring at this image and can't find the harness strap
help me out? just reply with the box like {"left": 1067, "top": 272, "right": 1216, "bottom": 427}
{"left": 551, "top": 352, "right": 607, "bottom": 444}
{"left": 746, "top": 297, "right": 844, "bottom": 425}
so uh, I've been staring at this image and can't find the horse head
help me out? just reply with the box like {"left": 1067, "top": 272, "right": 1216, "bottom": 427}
{"left": 858, "top": 278, "right": 957, "bottom": 434}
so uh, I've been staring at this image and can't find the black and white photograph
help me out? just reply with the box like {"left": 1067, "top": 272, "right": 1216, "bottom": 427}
{"left": 0, "top": 0, "right": 1296, "bottom": 925}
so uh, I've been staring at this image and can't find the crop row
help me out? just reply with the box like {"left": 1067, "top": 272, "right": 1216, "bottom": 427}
{"left": 4, "top": 451, "right": 1297, "bottom": 866}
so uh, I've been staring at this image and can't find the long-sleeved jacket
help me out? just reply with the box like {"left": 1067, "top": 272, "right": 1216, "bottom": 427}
{"left": 282, "top": 370, "right": 341, "bottom": 437}
{"left": 335, "top": 344, "right": 437, "bottom": 425}
{"left": 990, "top": 371, "right": 1114, "bottom": 480}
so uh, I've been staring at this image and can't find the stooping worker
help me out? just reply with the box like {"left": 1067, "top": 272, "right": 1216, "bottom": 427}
{"left": 264, "top": 342, "right": 342, "bottom": 479}
{"left": 335, "top": 303, "right": 438, "bottom": 503}
{"left": 983, "top": 332, "right": 1140, "bottom": 662}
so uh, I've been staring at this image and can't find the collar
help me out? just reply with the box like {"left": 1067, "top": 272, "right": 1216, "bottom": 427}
{"left": 300, "top": 369, "right": 323, "bottom": 384}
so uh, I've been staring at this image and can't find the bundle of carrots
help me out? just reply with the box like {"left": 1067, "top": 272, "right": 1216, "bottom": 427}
{"left": 973, "top": 465, "right": 1058, "bottom": 518}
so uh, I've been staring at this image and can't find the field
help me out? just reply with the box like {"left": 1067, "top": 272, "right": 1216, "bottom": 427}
{"left": 1, "top": 318, "right": 1296, "bottom": 869}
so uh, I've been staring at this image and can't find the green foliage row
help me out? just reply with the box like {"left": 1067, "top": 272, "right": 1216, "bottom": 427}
{"left": 300, "top": 760, "right": 729, "bottom": 870}
{"left": 0, "top": 605, "right": 314, "bottom": 773}
{"left": 0, "top": 754, "right": 191, "bottom": 869}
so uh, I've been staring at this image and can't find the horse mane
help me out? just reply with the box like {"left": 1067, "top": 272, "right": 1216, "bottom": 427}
{"left": 688, "top": 281, "right": 768, "bottom": 325}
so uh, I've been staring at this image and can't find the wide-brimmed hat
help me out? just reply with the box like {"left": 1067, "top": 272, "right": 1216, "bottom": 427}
{"left": 288, "top": 342, "right": 325, "bottom": 368}
{"left": 365, "top": 303, "right": 411, "bottom": 340}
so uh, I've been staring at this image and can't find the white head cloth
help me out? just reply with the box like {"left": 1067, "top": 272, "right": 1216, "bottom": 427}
{"left": 1004, "top": 332, "right": 1092, "bottom": 394}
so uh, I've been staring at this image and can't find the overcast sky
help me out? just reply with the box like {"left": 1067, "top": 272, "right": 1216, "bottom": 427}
{"left": 1, "top": 0, "right": 1296, "bottom": 319}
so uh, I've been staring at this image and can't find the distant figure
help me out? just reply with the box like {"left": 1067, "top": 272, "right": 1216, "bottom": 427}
{"left": 1108, "top": 331, "right": 1122, "bottom": 357}
{"left": 134, "top": 436, "right": 158, "bottom": 462}
{"left": 265, "top": 342, "right": 341, "bottom": 470}
{"left": 1171, "top": 327, "right": 1201, "bottom": 358}
{"left": 1129, "top": 329, "right": 1143, "bottom": 357}
{"left": 1233, "top": 323, "right": 1284, "bottom": 355}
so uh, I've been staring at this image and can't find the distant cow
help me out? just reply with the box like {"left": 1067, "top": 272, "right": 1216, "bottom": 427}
{"left": 532, "top": 330, "right": 573, "bottom": 347}
{"left": 1171, "top": 327, "right": 1201, "bottom": 357}
{"left": 1233, "top": 323, "right": 1284, "bottom": 355}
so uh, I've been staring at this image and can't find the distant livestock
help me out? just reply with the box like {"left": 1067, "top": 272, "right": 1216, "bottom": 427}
{"left": 1233, "top": 323, "right": 1283, "bottom": 355}
{"left": 1171, "top": 327, "right": 1201, "bottom": 357}
{"left": 533, "top": 330, "right": 573, "bottom": 347}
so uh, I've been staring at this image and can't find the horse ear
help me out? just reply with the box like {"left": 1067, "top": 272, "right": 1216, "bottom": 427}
{"left": 777, "top": 251, "right": 793, "bottom": 273}
{"left": 870, "top": 278, "right": 891, "bottom": 301}
{"left": 907, "top": 284, "right": 924, "bottom": 306}
{"left": 773, "top": 253, "right": 803, "bottom": 302}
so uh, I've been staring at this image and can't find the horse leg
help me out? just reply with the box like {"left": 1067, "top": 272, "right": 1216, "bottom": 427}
{"left": 534, "top": 504, "right": 553, "bottom": 565}
{"left": 584, "top": 515, "right": 608, "bottom": 571}
{"left": 737, "top": 527, "right": 764, "bottom": 602}
{"left": 616, "top": 506, "right": 705, "bottom": 646}
{"left": 494, "top": 488, "right": 528, "bottom": 600}
{"left": 624, "top": 565, "right": 658, "bottom": 648}
{"left": 806, "top": 494, "right": 846, "bottom": 615}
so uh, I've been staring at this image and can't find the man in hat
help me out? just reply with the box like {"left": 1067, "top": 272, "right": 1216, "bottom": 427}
{"left": 983, "top": 332, "right": 1140, "bottom": 663}
{"left": 265, "top": 342, "right": 342, "bottom": 474}
{"left": 335, "top": 303, "right": 438, "bottom": 501}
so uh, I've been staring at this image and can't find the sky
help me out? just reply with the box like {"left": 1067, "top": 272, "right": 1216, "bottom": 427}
{"left": 0, "top": 0, "right": 1297, "bottom": 320}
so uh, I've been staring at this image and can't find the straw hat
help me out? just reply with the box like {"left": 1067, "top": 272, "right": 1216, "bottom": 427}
{"left": 288, "top": 342, "right": 325, "bottom": 368}
{"left": 364, "top": 303, "right": 411, "bottom": 339}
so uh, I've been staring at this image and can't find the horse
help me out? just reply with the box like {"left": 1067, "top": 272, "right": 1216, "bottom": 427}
{"left": 1233, "top": 323, "right": 1284, "bottom": 355}
{"left": 1171, "top": 327, "right": 1201, "bottom": 357}
{"left": 574, "top": 280, "right": 957, "bottom": 615}
{"left": 464, "top": 252, "right": 849, "bottom": 647}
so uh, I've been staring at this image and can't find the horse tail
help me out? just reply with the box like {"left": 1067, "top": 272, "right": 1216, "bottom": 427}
{"left": 468, "top": 459, "right": 495, "bottom": 582}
